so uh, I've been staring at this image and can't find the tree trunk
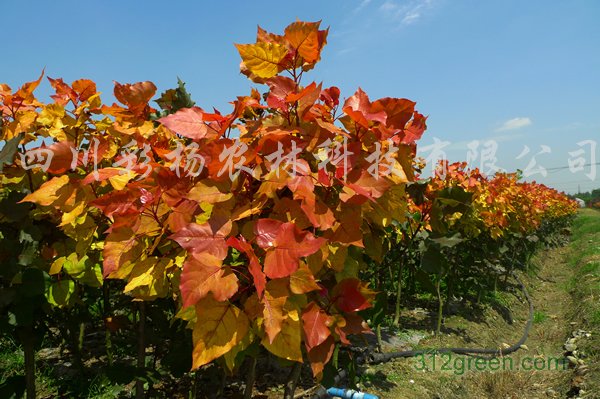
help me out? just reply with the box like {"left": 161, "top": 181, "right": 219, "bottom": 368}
{"left": 435, "top": 278, "right": 444, "bottom": 336}
{"left": 103, "top": 281, "right": 113, "bottom": 366}
{"left": 136, "top": 302, "right": 146, "bottom": 399}
{"left": 392, "top": 259, "right": 404, "bottom": 326}
{"left": 21, "top": 326, "right": 36, "bottom": 399}
{"left": 243, "top": 357, "right": 257, "bottom": 399}
{"left": 283, "top": 362, "right": 302, "bottom": 399}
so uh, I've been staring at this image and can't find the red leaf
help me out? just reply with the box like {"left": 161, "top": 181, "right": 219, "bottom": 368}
{"left": 402, "top": 111, "right": 428, "bottom": 144}
{"left": 266, "top": 76, "right": 296, "bottom": 110}
{"left": 227, "top": 236, "right": 266, "bottom": 298}
{"left": 255, "top": 219, "right": 325, "bottom": 279}
{"left": 302, "top": 302, "right": 332, "bottom": 351}
{"left": 91, "top": 190, "right": 140, "bottom": 219}
{"left": 343, "top": 88, "right": 387, "bottom": 128}
{"left": 341, "top": 312, "right": 372, "bottom": 336}
{"left": 333, "top": 278, "right": 375, "bottom": 313}
{"left": 320, "top": 86, "right": 340, "bottom": 107}
{"left": 254, "top": 218, "right": 283, "bottom": 248}
{"left": 307, "top": 336, "right": 335, "bottom": 377}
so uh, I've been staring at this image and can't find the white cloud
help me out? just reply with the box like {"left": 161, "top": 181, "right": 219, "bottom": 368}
{"left": 354, "top": 0, "right": 373, "bottom": 13}
{"left": 402, "top": 11, "right": 421, "bottom": 24}
{"left": 495, "top": 117, "right": 532, "bottom": 132}
{"left": 378, "top": 0, "right": 435, "bottom": 25}
{"left": 380, "top": 1, "right": 397, "bottom": 12}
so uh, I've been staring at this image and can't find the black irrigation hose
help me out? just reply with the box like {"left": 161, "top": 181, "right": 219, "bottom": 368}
{"left": 310, "top": 270, "right": 534, "bottom": 399}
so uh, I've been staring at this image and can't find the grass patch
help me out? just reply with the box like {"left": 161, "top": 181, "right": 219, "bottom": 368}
{"left": 0, "top": 337, "right": 24, "bottom": 380}
{"left": 533, "top": 310, "right": 548, "bottom": 324}
{"left": 566, "top": 209, "right": 600, "bottom": 393}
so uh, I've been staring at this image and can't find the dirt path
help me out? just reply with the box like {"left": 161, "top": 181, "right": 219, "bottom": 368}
{"left": 358, "top": 212, "right": 600, "bottom": 399}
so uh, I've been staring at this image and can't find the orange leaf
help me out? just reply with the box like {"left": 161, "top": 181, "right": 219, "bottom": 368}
{"left": 371, "top": 97, "right": 415, "bottom": 130}
{"left": 113, "top": 81, "right": 156, "bottom": 117}
{"left": 180, "top": 252, "right": 239, "bottom": 306}
{"left": 20, "top": 175, "right": 72, "bottom": 207}
{"left": 45, "top": 141, "right": 75, "bottom": 174}
{"left": 343, "top": 88, "right": 387, "bottom": 129}
{"left": 284, "top": 21, "right": 322, "bottom": 63}
{"left": 290, "top": 263, "right": 320, "bottom": 294}
{"left": 169, "top": 218, "right": 231, "bottom": 258}
{"left": 71, "top": 79, "right": 97, "bottom": 102}
{"left": 159, "top": 107, "right": 219, "bottom": 140}
{"left": 262, "top": 279, "right": 288, "bottom": 343}
{"left": 102, "top": 227, "right": 146, "bottom": 277}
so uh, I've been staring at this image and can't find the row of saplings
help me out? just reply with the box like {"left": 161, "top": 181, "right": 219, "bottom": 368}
{"left": 0, "top": 181, "right": 576, "bottom": 399}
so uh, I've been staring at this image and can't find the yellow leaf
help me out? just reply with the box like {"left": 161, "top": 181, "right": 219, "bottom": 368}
{"left": 63, "top": 253, "right": 87, "bottom": 276}
{"left": 175, "top": 305, "right": 196, "bottom": 324}
{"left": 108, "top": 169, "right": 138, "bottom": 190}
{"left": 192, "top": 295, "right": 249, "bottom": 369}
{"left": 235, "top": 42, "right": 288, "bottom": 79}
{"left": 261, "top": 307, "right": 303, "bottom": 362}
{"left": 366, "top": 184, "right": 407, "bottom": 227}
{"left": 49, "top": 256, "right": 66, "bottom": 275}
{"left": 188, "top": 181, "right": 233, "bottom": 204}
{"left": 3, "top": 110, "right": 37, "bottom": 139}
{"left": 325, "top": 244, "right": 348, "bottom": 272}
{"left": 223, "top": 330, "right": 254, "bottom": 372}
{"left": 124, "top": 257, "right": 172, "bottom": 300}
{"left": 38, "top": 103, "right": 65, "bottom": 125}
{"left": 60, "top": 202, "right": 86, "bottom": 227}
{"left": 38, "top": 104, "right": 67, "bottom": 140}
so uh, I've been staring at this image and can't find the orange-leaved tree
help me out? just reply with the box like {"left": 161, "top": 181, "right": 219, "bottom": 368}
{"left": 0, "top": 20, "right": 427, "bottom": 386}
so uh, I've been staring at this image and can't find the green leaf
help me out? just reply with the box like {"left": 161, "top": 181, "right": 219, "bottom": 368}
{"left": 0, "top": 191, "right": 29, "bottom": 223}
{"left": 0, "top": 133, "right": 24, "bottom": 172}
{"left": 155, "top": 78, "right": 195, "bottom": 114}
{"left": 47, "top": 279, "right": 75, "bottom": 307}
{"left": 420, "top": 245, "right": 447, "bottom": 275}
{"left": 18, "top": 268, "right": 46, "bottom": 297}
{"left": 431, "top": 234, "right": 463, "bottom": 248}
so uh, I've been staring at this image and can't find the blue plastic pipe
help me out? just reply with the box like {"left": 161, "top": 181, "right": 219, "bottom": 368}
{"left": 326, "top": 387, "right": 380, "bottom": 399}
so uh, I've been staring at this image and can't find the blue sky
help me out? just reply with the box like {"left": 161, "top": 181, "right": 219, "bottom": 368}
{"left": 2, "top": 0, "right": 599, "bottom": 193}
